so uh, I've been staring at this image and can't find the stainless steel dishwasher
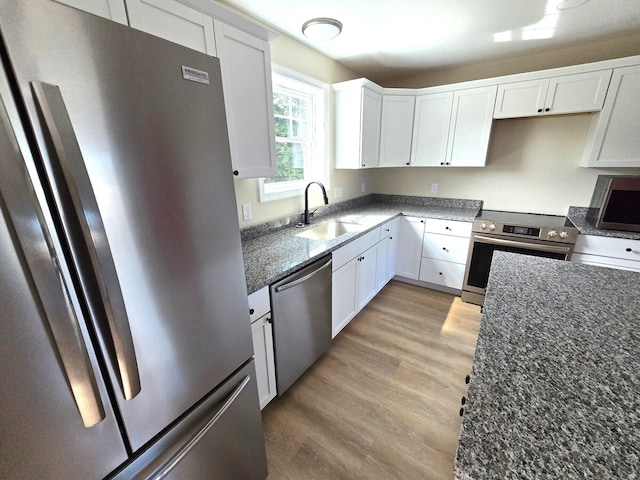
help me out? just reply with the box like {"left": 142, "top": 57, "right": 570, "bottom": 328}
{"left": 270, "top": 255, "right": 332, "bottom": 395}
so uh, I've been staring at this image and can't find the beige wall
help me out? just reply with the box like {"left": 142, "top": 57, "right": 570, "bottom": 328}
{"left": 370, "top": 114, "right": 640, "bottom": 215}
{"left": 233, "top": 34, "right": 369, "bottom": 227}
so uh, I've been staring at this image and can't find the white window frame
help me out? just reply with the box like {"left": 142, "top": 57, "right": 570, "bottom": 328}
{"left": 259, "top": 66, "right": 329, "bottom": 202}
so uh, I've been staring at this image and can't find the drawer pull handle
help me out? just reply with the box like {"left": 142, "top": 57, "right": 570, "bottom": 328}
{"left": 626, "top": 248, "right": 633, "bottom": 252}
{"left": 465, "top": 374, "right": 470, "bottom": 384}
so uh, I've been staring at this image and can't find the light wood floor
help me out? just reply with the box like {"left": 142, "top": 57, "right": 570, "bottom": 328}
{"left": 261, "top": 280, "right": 482, "bottom": 480}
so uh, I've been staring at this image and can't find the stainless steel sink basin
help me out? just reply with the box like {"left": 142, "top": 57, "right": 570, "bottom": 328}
{"left": 295, "top": 220, "right": 364, "bottom": 241}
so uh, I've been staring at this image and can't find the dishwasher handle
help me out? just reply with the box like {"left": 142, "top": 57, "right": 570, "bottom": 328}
{"left": 274, "top": 258, "right": 332, "bottom": 293}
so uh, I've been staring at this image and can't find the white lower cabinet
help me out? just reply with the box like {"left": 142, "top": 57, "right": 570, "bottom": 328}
{"left": 248, "top": 287, "right": 276, "bottom": 409}
{"left": 396, "top": 216, "right": 425, "bottom": 279}
{"left": 331, "top": 221, "right": 398, "bottom": 338}
{"left": 571, "top": 235, "right": 640, "bottom": 271}
{"left": 418, "top": 219, "right": 472, "bottom": 290}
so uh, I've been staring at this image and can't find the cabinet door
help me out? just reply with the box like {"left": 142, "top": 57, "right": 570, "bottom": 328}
{"left": 493, "top": 79, "right": 548, "bottom": 119}
{"left": 581, "top": 65, "right": 640, "bottom": 168}
{"left": 379, "top": 95, "right": 415, "bottom": 167}
{"left": 332, "top": 258, "right": 358, "bottom": 338}
{"left": 375, "top": 238, "right": 389, "bottom": 292}
{"left": 446, "top": 85, "right": 497, "bottom": 167}
{"left": 356, "top": 246, "right": 378, "bottom": 310}
{"left": 545, "top": 70, "right": 612, "bottom": 115}
{"left": 251, "top": 313, "right": 277, "bottom": 409}
{"left": 385, "top": 219, "right": 399, "bottom": 282}
{"left": 214, "top": 20, "right": 277, "bottom": 178}
{"left": 54, "top": 0, "right": 128, "bottom": 23}
{"left": 126, "top": 0, "right": 216, "bottom": 55}
{"left": 411, "top": 92, "right": 453, "bottom": 166}
{"left": 361, "top": 87, "right": 382, "bottom": 168}
{"left": 396, "top": 216, "right": 424, "bottom": 279}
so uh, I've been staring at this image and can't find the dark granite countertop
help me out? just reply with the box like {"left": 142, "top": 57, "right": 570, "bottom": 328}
{"left": 567, "top": 206, "right": 640, "bottom": 240}
{"left": 241, "top": 194, "right": 481, "bottom": 294}
{"left": 454, "top": 252, "right": 640, "bottom": 479}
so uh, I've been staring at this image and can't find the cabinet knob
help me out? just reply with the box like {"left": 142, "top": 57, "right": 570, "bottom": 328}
{"left": 445, "top": 162, "right": 450, "bottom": 165}
{"left": 459, "top": 407, "right": 464, "bottom": 417}
{"left": 233, "top": 170, "right": 239, "bottom": 176}
{"left": 626, "top": 248, "right": 633, "bottom": 252}
{"left": 465, "top": 374, "right": 470, "bottom": 384}
{"left": 249, "top": 308, "right": 255, "bottom": 315}
{"left": 537, "top": 108, "right": 543, "bottom": 113}
{"left": 461, "top": 396, "right": 467, "bottom": 405}
{"left": 362, "top": 163, "right": 366, "bottom": 167}
{"left": 420, "top": 220, "right": 425, "bottom": 223}
{"left": 406, "top": 162, "right": 410, "bottom": 165}
{"left": 545, "top": 107, "right": 550, "bottom": 112}
{"left": 440, "top": 162, "right": 444, "bottom": 165}
{"left": 439, "top": 272, "right": 443, "bottom": 276}
{"left": 442, "top": 247, "right": 448, "bottom": 251}
{"left": 267, "top": 317, "right": 272, "bottom": 324}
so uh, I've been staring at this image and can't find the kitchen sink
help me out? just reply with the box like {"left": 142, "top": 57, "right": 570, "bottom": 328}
{"left": 295, "top": 220, "right": 364, "bottom": 241}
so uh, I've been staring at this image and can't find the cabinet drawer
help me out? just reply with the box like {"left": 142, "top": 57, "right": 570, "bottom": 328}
{"left": 572, "top": 252, "right": 640, "bottom": 272}
{"left": 248, "top": 286, "right": 270, "bottom": 322}
{"left": 419, "top": 258, "right": 466, "bottom": 289}
{"left": 423, "top": 218, "right": 472, "bottom": 237}
{"left": 422, "top": 233, "right": 470, "bottom": 264}
{"left": 332, "top": 227, "right": 381, "bottom": 271}
{"left": 573, "top": 235, "right": 640, "bottom": 262}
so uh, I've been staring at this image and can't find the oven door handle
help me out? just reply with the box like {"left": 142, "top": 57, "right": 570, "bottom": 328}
{"left": 473, "top": 235, "right": 572, "bottom": 255}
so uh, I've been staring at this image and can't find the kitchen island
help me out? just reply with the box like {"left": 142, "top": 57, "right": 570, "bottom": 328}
{"left": 455, "top": 252, "right": 640, "bottom": 479}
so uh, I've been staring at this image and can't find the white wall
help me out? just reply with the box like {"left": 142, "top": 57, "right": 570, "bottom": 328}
{"left": 370, "top": 114, "right": 640, "bottom": 215}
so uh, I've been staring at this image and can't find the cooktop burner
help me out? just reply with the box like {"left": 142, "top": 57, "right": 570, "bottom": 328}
{"left": 476, "top": 210, "right": 576, "bottom": 229}
{"left": 473, "top": 210, "right": 578, "bottom": 243}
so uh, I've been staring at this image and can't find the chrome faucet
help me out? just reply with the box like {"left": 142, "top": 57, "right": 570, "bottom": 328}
{"left": 304, "top": 181, "right": 329, "bottom": 224}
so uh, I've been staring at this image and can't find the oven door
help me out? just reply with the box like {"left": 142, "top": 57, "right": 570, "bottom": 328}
{"left": 462, "top": 233, "right": 573, "bottom": 305}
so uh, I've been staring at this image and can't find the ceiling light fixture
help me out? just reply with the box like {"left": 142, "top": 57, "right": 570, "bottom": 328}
{"left": 302, "top": 18, "right": 343, "bottom": 41}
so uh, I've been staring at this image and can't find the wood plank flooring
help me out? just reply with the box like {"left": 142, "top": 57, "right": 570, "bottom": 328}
{"left": 261, "top": 280, "right": 482, "bottom": 480}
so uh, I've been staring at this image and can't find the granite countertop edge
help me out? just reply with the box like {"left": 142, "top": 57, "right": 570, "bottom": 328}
{"left": 241, "top": 195, "right": 482, "bottom": 294}
{"left": 567, "top": 206, "right": 640, "bottom": 240}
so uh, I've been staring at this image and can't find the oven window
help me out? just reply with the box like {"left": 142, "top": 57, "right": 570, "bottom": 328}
{"left": 466, "top": 242, "right": 567, "bottom": 290}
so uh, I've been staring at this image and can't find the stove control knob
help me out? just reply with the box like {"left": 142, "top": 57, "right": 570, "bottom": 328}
{"left": 548, "top": 230, "right": 558, "bottom": 238}
{"left": 559, "top": 231, "right": 569, "bottom": 239}
{"left": 480, "top": 223, "right": 488, "bottom": 230}
{"left": 488, "top": 223, "right": 496, "bottom": 231}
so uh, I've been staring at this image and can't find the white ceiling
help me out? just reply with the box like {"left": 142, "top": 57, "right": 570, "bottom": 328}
{"left": 220, "top": 0, "right": 640, "bottom": 82}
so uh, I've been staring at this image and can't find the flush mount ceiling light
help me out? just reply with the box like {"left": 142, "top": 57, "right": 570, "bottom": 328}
{"left": 302, "top": 18, "right": 343, "bottom": 41}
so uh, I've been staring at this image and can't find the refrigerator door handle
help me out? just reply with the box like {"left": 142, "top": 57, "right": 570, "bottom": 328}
{"left": 31, "top": 81, "right": 141, "bottom": 400}
{"left": 0, "top": 96, "right": 105, "bottom": 427}
{"left": 150, "top": 375, "right": 252, "bottom": 479}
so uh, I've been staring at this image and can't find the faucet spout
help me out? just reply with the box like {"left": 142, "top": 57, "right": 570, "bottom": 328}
{"left": 304, "top": 181, "right": 329, "bottom": 224}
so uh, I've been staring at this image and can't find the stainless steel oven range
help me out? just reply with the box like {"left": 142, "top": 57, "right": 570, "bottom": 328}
{"left": 462, "top": 211, "right": 578, "bottom": 305}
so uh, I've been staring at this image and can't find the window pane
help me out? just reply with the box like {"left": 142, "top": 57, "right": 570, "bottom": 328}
{"left": 264, "top": 142, "right": 305, "bottom": 184}
{"left": 273, "top": 93, "right": 289, "bottom": 116}
{"left": 292, "top": 119, "right": 308, "bottom": 137}
{"left": 274, "top": 117, "right": 290, "bottom": 137}
{"left": 292, "top": 96, "right": 308, "bottom": 118}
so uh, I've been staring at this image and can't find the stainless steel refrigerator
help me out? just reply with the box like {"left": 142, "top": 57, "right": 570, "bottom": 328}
{"left": 0, "top": 1, "right": 268, "bottom": 478}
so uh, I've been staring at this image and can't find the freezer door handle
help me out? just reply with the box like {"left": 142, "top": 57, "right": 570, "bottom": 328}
{"left": 150, "top": 375, "right": 252, "bottom": 479}
{"left": 31, "top": 82, "right": 141, "bottom": 400}
{"left": 0, "top": 96, "right": 105, "bottom": 427}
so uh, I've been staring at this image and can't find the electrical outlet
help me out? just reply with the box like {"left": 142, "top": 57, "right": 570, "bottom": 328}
{"left": 431, "top": 183, "right": 438, "bottom": 194}
{"left": 361, "top": 182, "right": 366, "bottom": 193}
{"left": 334, "top": 187, "right": 343, "bottom": 199}
{"left": 242, "top": 203, "right": 252, "bottom": 221}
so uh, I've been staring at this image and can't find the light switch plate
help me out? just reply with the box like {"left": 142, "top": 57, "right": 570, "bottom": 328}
{"left": 431, "top": 183, "right": 438, "bottom": 193}
{"left": 334, "top": 187, "right": 343, "bottom": 199}
{"left": 242, "top": 203, "right": 252, "bottom": 221}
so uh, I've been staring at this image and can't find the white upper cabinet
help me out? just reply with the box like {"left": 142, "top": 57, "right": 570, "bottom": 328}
{"left": 446, "top": 85, "right": 497, "bottom": 167}
{"left": 379, "top": 94, "right": 415, "bottom": 167}
{"left": 214, "top": 20, "right": 277, "bottom": 178}
{"left": 581, "top": 64, "right": 640, "bottom": 168}
{"left": 54, "top": 0, "right": 128, "bottom": 23}
{"left": 410, "top": 92, "right": 453, "bottom": 167}
{"left": 334, "top": 79, "right": 383, "bottom": 169}
{"left": 126, "top": 0, "right": 216, "bottom": 55}
{"left": 494, "top": 70, "right": 612, "bottom": 118}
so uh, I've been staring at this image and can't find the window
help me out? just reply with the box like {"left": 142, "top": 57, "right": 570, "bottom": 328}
{"left": 259, "top": 67, "right": 328, "bottom": 202}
